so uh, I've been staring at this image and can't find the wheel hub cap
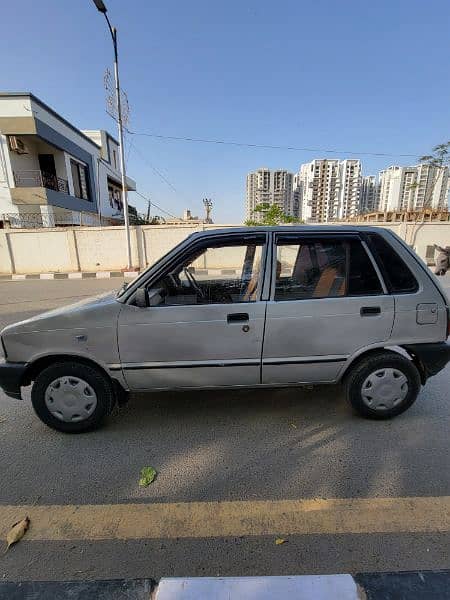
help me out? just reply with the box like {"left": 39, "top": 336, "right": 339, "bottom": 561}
{"left": 44, "top": 376, "right": 97, "bottom": 423}
{"left": 361, "top": 368, "right": 408, "bottom": 411}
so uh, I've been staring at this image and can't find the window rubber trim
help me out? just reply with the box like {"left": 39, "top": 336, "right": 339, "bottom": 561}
{"left": 362, "top": 231, "right": 419, "bottom": 295}
{"left": 270, "top": 232, "right": 386, "bottom": 301}
{"left": 126, "top": 231, "right": 270, "bottom": 306}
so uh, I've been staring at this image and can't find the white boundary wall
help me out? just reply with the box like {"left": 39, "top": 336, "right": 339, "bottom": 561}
{"left": 1, "top": 222, "right": 449, "bottom": 274}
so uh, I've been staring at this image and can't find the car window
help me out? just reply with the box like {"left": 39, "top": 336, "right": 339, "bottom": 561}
{"left": 149, "top": 239, "right": 265, "bottom": 305}
{"left": 367, "top": 233, "right": 418, "bottom": 294}
{"left": 274, "top": 237, "right": 383, "bottom": 301}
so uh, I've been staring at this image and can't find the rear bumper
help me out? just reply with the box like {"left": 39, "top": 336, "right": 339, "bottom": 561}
{"left": 404, "top": 342, "right": 450, "bottom": 381}
{"left": 0, "top": 360, "right": 27, "bottom": 399}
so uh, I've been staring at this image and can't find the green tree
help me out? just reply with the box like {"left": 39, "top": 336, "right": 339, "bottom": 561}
{"left": 245, "top": 202, "right": 302, "bottom": 226}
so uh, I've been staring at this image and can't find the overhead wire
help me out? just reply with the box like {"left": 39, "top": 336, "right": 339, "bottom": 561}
{"left": 125, "top": 127, "right": 419, "bottom": 159}
{"left": 133, "top": 190, "right": 181, "bottom": 220}
{"left": 127, "top": 138, "right": 180, "bottom": 194}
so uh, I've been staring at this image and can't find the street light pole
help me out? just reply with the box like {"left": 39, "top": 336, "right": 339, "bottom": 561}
{"left": 92, "top": 0, "right": 132, "bottom": 269}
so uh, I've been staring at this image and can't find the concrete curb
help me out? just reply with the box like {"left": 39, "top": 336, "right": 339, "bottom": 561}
{"left": 0, "top": 268, "right": 243, "bottom": 281}
{"left": 0, "top": 271, "right": 140, "bottom": 281}
{"left": 1, "top": 572, "right": 450, "bottom": 599}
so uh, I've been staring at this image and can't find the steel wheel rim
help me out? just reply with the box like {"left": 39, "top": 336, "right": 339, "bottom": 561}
{"left": 44, "top": 376, "right": 97, "bottom": 423}
{"left": 361, "top": 368, "right": 409, "bottom": 411}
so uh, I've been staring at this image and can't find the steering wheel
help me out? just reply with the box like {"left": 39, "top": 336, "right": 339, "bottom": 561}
{"left": 183, "top": 267, "right": 205, "bottom": 300}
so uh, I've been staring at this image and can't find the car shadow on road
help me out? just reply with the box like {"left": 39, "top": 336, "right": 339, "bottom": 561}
{"left": 103, "top": 384, "right": 408, "bottom": 503}
{"left": 2, "top": 376, "right": 447, "bottom": 507}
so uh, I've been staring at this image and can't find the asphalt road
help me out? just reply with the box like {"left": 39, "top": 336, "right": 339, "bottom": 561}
{"left": 1, "top": 277, "right": 450, "bottom": 582}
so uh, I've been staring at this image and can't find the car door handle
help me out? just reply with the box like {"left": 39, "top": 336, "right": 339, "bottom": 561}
{"left": 360, "top": 306, "right": 381, "bottom": 316}
{"left": 227, "top": 312, "right": 249, "bottom": 323}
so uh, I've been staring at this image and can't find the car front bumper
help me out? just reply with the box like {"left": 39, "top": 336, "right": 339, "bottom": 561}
{"left": 0, "top": 360, "right": 27, "bottom": 399}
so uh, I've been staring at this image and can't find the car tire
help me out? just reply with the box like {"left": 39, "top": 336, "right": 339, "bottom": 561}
{"left": 31, "top": 362, "right": 115, "bottom": 433}
{"left": 345, "top": 351, "right": 421, "bottom": 420}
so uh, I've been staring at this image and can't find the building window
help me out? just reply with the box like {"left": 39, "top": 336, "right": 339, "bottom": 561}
{"left": 113, "top": 149, "right": 117, "bottom": 169}
{"left": 108, "top": 181, "right": 123, "bottom": 211}
{"left": 70, "top": 160, "right": 91, "bottom": 201}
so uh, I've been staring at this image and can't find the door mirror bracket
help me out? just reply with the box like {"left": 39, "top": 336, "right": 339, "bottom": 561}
{"left": 135, "top": 287, "right": 167, "bottom": 308}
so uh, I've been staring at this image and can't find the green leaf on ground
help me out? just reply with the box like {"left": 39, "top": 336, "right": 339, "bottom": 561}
{"left": 139, "top": 466, "right": 157, "bottom": 487}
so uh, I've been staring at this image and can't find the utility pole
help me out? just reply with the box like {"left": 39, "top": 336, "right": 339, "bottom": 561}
{"left": 92, "top": 0, "right": 132, "bottom": 269}
{"left": 146, "top": 199, "right": 152, "bottom": 223}
{"left": 203, "top": 198, "right": 213, "bottom": 223}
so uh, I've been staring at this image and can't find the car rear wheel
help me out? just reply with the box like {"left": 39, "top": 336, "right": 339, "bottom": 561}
{"left": 345, "top": 352, "right": 421, "bottom": 419}
{"left": 31, "top": 362, "right": 115, "bottom": 433}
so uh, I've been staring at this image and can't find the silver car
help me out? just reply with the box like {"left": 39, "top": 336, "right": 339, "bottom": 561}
{"left": 1, "top": 226, "right": 449, "bottom": 433}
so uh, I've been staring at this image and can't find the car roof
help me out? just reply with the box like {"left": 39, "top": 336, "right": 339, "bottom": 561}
{"left": 189, "top": 225, "right": 386, "bottom": 238}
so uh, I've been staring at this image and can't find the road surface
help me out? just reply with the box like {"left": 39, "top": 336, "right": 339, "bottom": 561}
{"left": 0, "top": 277, "right": 450, "bottom": 581}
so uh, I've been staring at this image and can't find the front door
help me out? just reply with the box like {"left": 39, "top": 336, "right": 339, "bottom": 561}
{"left": 262, "top": 233, "right": 395, "bottom": 384}
{"left": 118, "top": 234, "right": 268, "bottom": 390}
{"left": 38, "top": 154, "right": 57, "bottom": 189}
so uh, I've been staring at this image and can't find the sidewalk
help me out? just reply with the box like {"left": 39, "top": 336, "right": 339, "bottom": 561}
{"left": 0, "top": 271, "right": 140, "bottom": 281}
{"left": 1, "top": 572, "right": 450, "bottom": 599}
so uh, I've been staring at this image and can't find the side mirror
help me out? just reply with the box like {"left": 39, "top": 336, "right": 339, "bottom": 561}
{"left": 135, "top": 287, "right": 167, "bottom": 308}
{"left": 135, "top": 287, "right": 148, "bottom": 308}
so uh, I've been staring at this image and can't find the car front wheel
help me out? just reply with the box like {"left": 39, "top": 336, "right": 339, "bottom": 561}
{"left": 31, "top": 362, "right": 115, "bottom": 433}
{"left": 345, "top": 352, "right": 421, "bottom": 419}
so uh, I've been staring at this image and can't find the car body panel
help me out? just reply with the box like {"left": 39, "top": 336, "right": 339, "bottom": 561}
{"left": 1, "top": 292, "right": 124, "bottom": 385}
{"left": 0, "top": 225, "right": 449, "bottom": 398}
{"left": 118, "top": 295, "right": 266, "bottom": 390}
{"left": 262, "top": 295, "right": 395, "bottom": 384}
{"left": 378, "top": 232, "right": 448, "bottom": 344}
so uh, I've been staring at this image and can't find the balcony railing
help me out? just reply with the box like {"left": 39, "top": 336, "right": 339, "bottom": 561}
{"left": 13, "top": 170, "right": 69, "bottom": 194}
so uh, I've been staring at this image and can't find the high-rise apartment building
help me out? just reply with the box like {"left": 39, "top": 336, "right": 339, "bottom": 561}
{"left": 379, "top": 164, "right": 449, "bottom": 212}
{"left": 360, "top": 175, "right": 379, "bottom": 213}
{"left": 338, "top": 159, "right": 362, "bottom": 219}
{"left": 296, "top": 160, "right": 340, "bottom": 222}
{"left": 245, "top": 168, "right": 294, "bottom": 222}
{"left": 294, "top": 159, "right": 362, "bottom": 222}
{"left": 379, "top": 166, "right": 415, "bottom": 212}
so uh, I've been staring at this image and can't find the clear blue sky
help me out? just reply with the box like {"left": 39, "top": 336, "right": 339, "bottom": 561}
{"left": 1, "top": 0, "right": 449, "bottom": 222}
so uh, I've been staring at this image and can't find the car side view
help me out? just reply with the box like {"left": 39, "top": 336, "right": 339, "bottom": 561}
{"left": 1, "top": 226, "right": 450, "bottom": 433}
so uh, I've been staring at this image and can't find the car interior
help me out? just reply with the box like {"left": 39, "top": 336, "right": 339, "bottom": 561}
{"left": 151, "top": 242, "right": 264, "bottom": 305}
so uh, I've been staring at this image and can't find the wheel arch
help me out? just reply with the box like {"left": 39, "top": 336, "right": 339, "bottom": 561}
{"left": 339, "top": 346, "right": 425, "bottom": 384}
{"left": 22, "top": 354, "right": 128, "bottom": 401}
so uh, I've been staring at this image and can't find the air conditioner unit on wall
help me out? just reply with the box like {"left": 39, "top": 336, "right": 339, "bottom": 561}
{"left": 8, "top": 136, "right": 27, "bottom": 154}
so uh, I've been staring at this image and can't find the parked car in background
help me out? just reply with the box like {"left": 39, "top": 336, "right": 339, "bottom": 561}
{"left": 1, "top": 226, "right": 450, "bottom": 432}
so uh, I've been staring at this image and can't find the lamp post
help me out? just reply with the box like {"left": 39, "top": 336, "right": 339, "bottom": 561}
{"left": 92, "top": 0, "right": 132, "bottom": 269}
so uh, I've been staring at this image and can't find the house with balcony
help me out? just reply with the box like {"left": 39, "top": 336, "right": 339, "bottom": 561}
{"left": 0, "top": 92, "right": 136, "bottom": 227}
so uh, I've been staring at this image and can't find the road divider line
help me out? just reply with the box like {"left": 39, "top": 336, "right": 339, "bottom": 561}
{"left": 1, "top": 496, "right": 450, "bottom": 542}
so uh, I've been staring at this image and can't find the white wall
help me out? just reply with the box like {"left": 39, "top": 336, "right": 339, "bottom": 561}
{"left": 74, "top": 227, "right": 140, "bottom": 271}
{"left": 82, "top": 130, "right": 136, "bottom": 221}
{"left": 0, "top": 96, "right": 33, "bottom": 117}
{"left": 0, "top": 135, "right": 15, "bottom": 212}
{"left": 29, "top": 97, "right": 99, "bottom": 157}
{"left": 8, "top": 138, "right": 40, "bottom": 173}
{"left": 0, "top": 222, "right": 449, "bottom": 275}
{"left": 1, "top": 229, "right": 72, "bottom": 273}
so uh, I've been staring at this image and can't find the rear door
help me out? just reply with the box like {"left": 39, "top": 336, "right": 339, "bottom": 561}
{"left": 262, "top": 233, "right": 395, "bottom": 384}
